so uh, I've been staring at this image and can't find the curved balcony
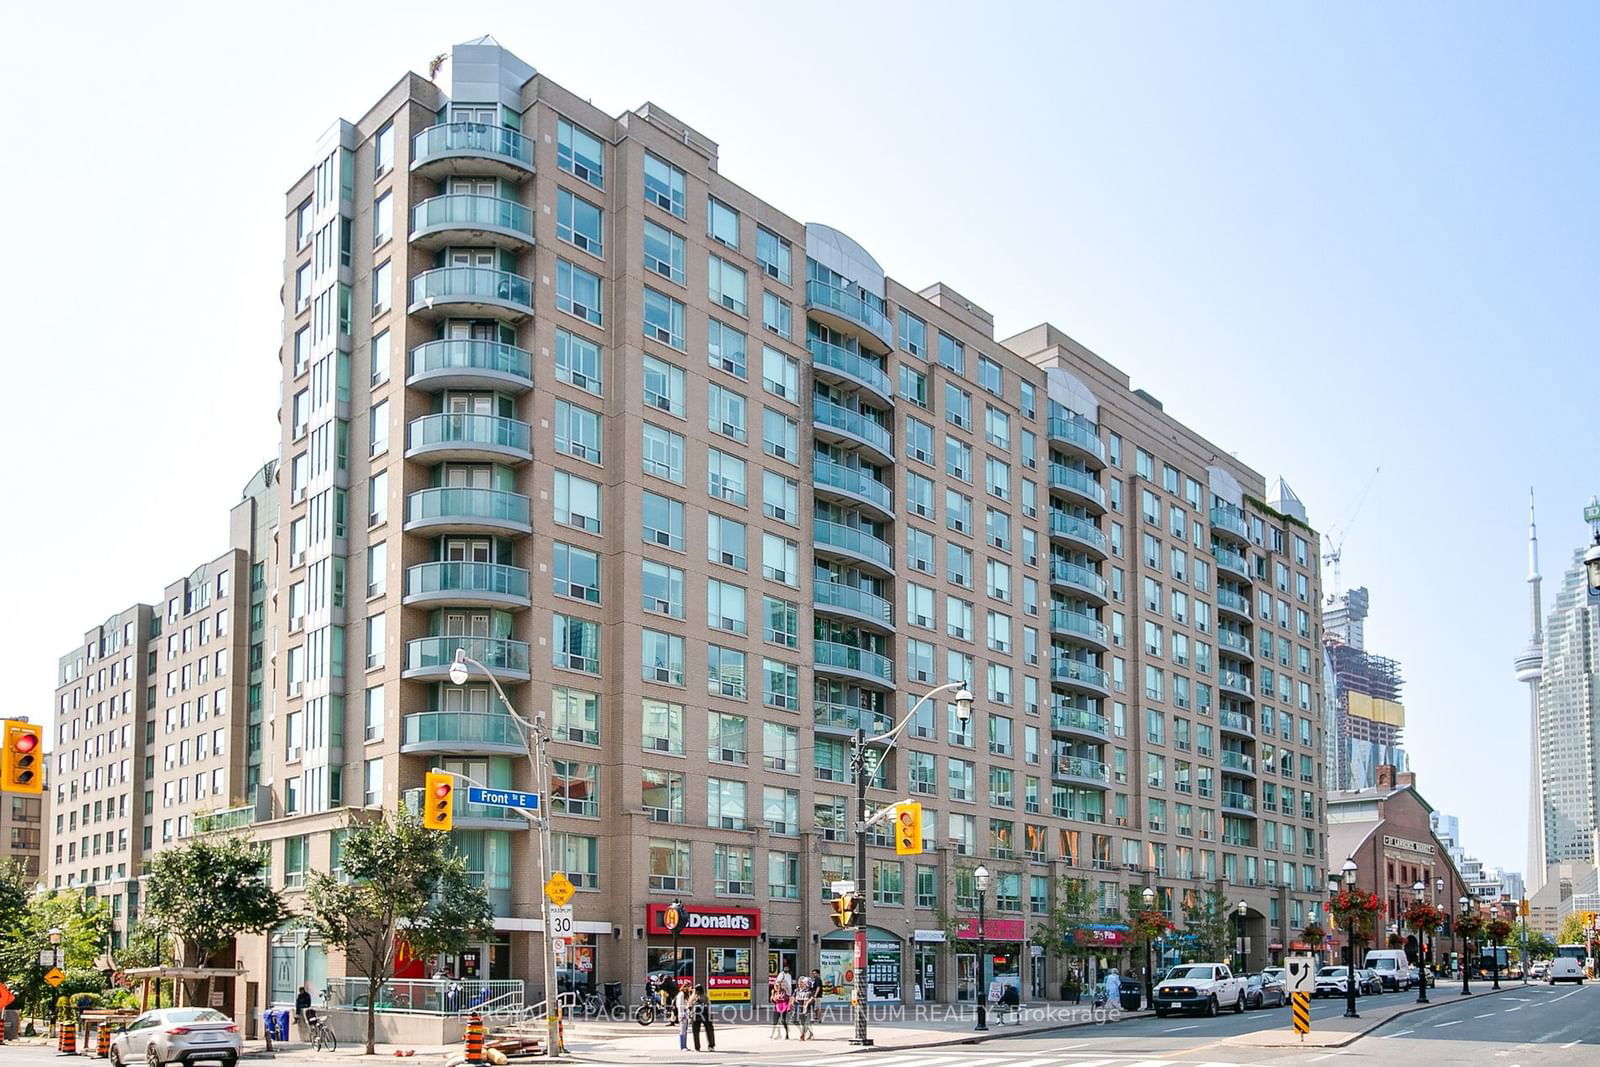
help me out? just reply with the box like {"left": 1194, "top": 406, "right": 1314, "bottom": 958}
{"left": 1050, "top": 657, "right": 1110, "bottom": 696}
{"left": 1217, "top": 629, "right": 1253, "bottom": 662}
{"left": 1220, "top": 751, "right": 1257, "bottom": 779}
{"left": 403, "top": 635, "right": 530, "bottom": 682}
{"left": 1047, "top": 416, "right": 1107, "bottom": 468}
{"left": 408, "top": 267, "right": 534, "bottom": 321}
{"left": 1047, "top": 464, "right": 1107, "bottom": 513}
{"left": 813, "top": 457, "right": 894, "bottom": 520}
{"left": 813, "top": 640, "right": 895, "bottom": 689}
{"left": 813, "top": 519, "right": 894, "bottom": 576}
{"left": 1217, "top": 587, "right": 1251, "bottom": 621}
{"left": 1213, "top": 546, "right": 1250, "bottom": 581}
{"left": 1050, "top": 706, "right": 1109, "bottom": 741}
{"left": 405, "top": 413, "right": 532, "bottom": 465}
{"left": 812, "top": 397, "right": 894, "bottom": 464}
{"left": 401, "top": 711, "right": 528, "bottom": 756}
{"left": 1219, "top": 669, "right": 1254, "bottom": 700}
{"left": 814, "top": 701, "right": 894, "bottom": 739}
{"left": 808, "top": 338, "right": 893, "bottom": 403}
{"left": 404, "top": 487, "right": 531, "bottom": 536}
{"left": 1053, "top": 755, "right": 1110, "bottom": 788}
{"left": 813, "top": 580, "right": 894, "bottom": 631}
{"left": 408, "top": 339, "right": 533, "bottom": 393}
{"left": 410, "top": 122, "right": 534, "bottom": 181}
{"left": 805, "top": 279, "right": 893, "bottom": 351}
{"left": 1048, "top": 559, "right": 1109, "bottom": 604}
{"left": 1219, "top": 709, "right": 1255, "bottom": 738}
{"left": 402, "top": 787, "right": 531, "bottom": 831}
{"left": 1050, "top": 607, "right": 1109, "bottom": 651}
{"left": 411, "top": 194, "right": 535, "bottom": 252}
{"left": 1047, "top": 511, "right": 1108, "bottom": 560}
{"left": 1221, "top": 791, "right": 1258, "bottom": 816}
{"left": 1210, "top": 506, "right": 1250, "bottom": 543}
{"left": 403, "top": 561, "right": 531, "bottom": 609}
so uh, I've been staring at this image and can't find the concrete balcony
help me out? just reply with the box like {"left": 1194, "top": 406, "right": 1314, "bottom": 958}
{"left": 1048, "top": 464, "right": 1108, "bottom": 513}
{"left": 402, "top": 636, "right": 530, "bottom": 683}
{"left": 410, "top": 122, "right": 534, "bottom": 181}
{"left": 407, "top": 339, "right": 533, "bottom": 393}
{"left": 405, "top": 413, "right": 532, "bottom": 465}
{"left": 805, "top": 279, "right": 893, "bottom": 351}
{"left": 808, "top": 338, "right": 893, "bottom": 403}
{"left": 1047, "top": 511, "right": 1108, "bottom": 560}
{"left": 410, "top": 194, "right": 535, "bottom": 252}
{"left": 400, "top": 711, "right": 527, "bottom": 757}
{"left": 408, "top": 266, "right": 534, "bottom": 322}
{"left": 404, "top": 487, "right": 531, "bottom": 537}
{"left": 1046, "top": 415, "right": 1107, "bottom": 468}
{"left": 1048, "top": 559, "right": 1109, "bottom": 604}
{"left": 403, "top": 561, "right": 531, "bottom": 610}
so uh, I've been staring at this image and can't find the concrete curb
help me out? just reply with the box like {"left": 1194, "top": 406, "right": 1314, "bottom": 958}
{"left": 1238, "top": 983, "right": 1520, "bottom": 1048}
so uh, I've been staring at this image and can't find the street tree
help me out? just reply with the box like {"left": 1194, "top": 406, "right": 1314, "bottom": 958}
{"left": 143, "top": 834, "right": 288, "bottom": 1003}
{"left": 1555, "top": 913, "right": 1587, "bottom": 945}
{"left": 1525, "top": 932, "right": 1556, "bottom": 959}
{"left": 302, "top": 809, "right": 494, "bottom": 1054}
{"left": 1180, "top": 890, "right": 1235, "bottom": 963}
{"left": 1030, "top": 876, "right": 1102, "bottom": 997}
{"left": 0, "top": 885, "right": 112, "bottom": 1017}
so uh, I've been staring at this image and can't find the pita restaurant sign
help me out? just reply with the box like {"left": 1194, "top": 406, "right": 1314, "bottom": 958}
{"left": 646, "top": 903, "right": 761, "bottom": 937}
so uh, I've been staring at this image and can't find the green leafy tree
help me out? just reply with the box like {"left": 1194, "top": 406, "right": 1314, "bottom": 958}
{"left": 0, "top": 885, "right": 112, "bottom": 1019}
{"left": 1030, "top": 876, "right": 1102, "bottom": 997}
{"left": 1526, "top": 932, "right": 1556, "bottom": 959}
{"left": 1556, "top": 913, "right": 1586, "bottom": 945}
{"left": 1180, "top": 891, "right": 1235, "bottom": 962}
{"left": 302, "top": 809, "right": 494, "bottom": 1053}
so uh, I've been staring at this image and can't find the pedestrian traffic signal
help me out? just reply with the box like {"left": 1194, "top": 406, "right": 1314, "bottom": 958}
{"left": 894, "top": 801, "right": 923, "bottom": 855}
{"left": 1, "top": 721, "right": 42, "bottom": 795}
{"left": 422, "top": 770, "right": 454, "bottom": 830}
{"left": 831, "top": 892, "right": 857, "bottom": 928}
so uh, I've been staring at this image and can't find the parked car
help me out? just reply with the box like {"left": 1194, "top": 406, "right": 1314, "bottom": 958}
{"left": 1364, "top": 949, "right": 1414, "bottom": 991}
{"left": 1530, "top": 960, "right": 1550, "bottom": 980}
{"left": 1354, "top": 968, "right": 1385, "bottom": 995}
{"left": 1314, "top": 965, "right": 1357, "bottom": 998}
{"left": 1152, "top": 962, "right": 1247, "bottom": 1017}
{"left": 110, "top": 1008, "right": 241, "bottom": 1067}
{"left": 1259, "top": 965, "right": 1287, "bottom": 988}
{"left": 1244, "top": 971, "right": 1287, "bottom": 1009}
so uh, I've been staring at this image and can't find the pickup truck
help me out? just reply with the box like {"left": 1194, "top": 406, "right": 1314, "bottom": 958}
{"left": 1152, "top": 962, "right": 1247, "bottom": 1016}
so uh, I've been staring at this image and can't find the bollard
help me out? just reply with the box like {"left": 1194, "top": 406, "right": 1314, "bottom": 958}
{"left": 61, "top": 1019, "right": 77, "bottom": 1056}
{"left": 463, "top": 1011, "right": 484, "bottom": 1067}
{"left": 97, "top": 1023, "right": 110, "bottom": 1059}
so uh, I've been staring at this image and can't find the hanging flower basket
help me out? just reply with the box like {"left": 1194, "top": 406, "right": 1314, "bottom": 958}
{"left": 1486, "top": 918, "right": 1514, "bottom": 943}
{"left": 1402, "top": 899, "right": 1444, "bottom": 935}
{"left": 1454, "top": 911, "right": 1485, "bottom": 940}
{"left": 1327, "top": 888, "right": 1384, "bottom": 940}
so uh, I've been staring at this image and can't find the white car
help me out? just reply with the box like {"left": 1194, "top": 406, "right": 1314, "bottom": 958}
{"left": 110, "top": 1008, "right": 241, "bottom": 1067}
{"left": 1151, "top": 962, "right": 1247, "bottom": 1016}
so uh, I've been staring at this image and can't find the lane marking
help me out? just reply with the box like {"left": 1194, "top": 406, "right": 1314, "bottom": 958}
{"left": 1380, "top": 1028, "right": 1416, "bottom": 1039}
{"left": 1553, "top": 989, "right": 1581, "bottom": 1002}
{"left": 1475, "top": 1012, "right": 1496, "bottom": 1017}
{"left": 1505, "top": 1006, "right": 1522, "bottom": 1012}
{"left": 1435, "top": 1019, "right": 1463, "bottom": 1027}
{"left": 1163, "top": 1024, "right": 1199, "bottom": 1032}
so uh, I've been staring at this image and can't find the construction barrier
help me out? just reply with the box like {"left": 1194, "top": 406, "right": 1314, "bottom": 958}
{"left": 60, "top": 1019, "right": 77, "bottom": 1055}
{"left": 97, "top": 1023, "right": 111, "bottom": 1059}
{"left": 463, "top": 1011, "right": 484, "bottom": 1066}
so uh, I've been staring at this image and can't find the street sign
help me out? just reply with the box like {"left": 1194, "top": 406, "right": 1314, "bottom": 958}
{"left": 548, "top": 905, "right": 575, "bottom": 938}
{"left": 545, "top": 871, "right": 575, "bottom": 908}
{"left": 38, "top": 949, "right": 54, "bottom": 967}
{"left": 467, "top": 786, "right": 540, "bottom": 811}
{"left": 553, "top": 939, "right": 568, "bottom": 963}
{"left": 830, "top": 880, "right": 857, "bottom": 896}
{"left": 209, "top": 991, "right": 225, "bottom": 1008}
{"left": 1285, "top": 956, "right": 1317, "bottom": 995}
{"left": 43, "top": 968, "right": 66, "bottom": 987}
{"left": 0, "top": 981, "right": 14, "bottom": 1009}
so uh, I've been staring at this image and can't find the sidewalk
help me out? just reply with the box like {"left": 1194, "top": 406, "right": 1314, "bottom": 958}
{"left": 241, "top": 1039, "right": 461, "bottom": 1061}
{"left": 1227, "top": 984, "right": 1516, "bottom": 1048}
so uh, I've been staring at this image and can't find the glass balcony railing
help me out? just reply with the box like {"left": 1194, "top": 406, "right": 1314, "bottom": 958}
{"left": 405, "top": 635, "right": 529, "bottom": 676}
{"left": 1051, "top": 657, "right": 1109, "bottom": 690}
{"left": 813, "top": 519, "right": 893, "bottom": 569}
{"left": 1221, "top": 791, "right": 1257, "bottom": 813}
{"left": 194, "top": 805, "right": 254, "bottom": 834}
{"left": 405, "top": 561, "right": 530, "bottom": 601}
{"left": 1219, "top": 709, "right": 1255, "bottom": 735}
{"left": 412, "top": 194, "right": 534, "bottom": 240}
{"left": 813, "top": 397, "right": 893, "bottom": 455}
{"left": 808, "top": 338, "right": 892, "bottom": 398}
{"left": 805, "top": 279, "right": 893, "bottom": 346}
{"left": 814, "top": 640, "right": 894, "bottom": 684}
{"left": 1048, "top": 511, "right": 1108, "bottom": 552}
{"left": 1050, "top": 607, "right": 1109, "bottom": 644}
{"left": 813, "top": 457, "right": 893, "bottom": 513}
{"left": 1049, "top": 559, "right": 1109, "bottom": 598}
{"left": 406, "top": 487, "right": 531, "bottom": 530}
{"left": 1217, "top": 587, "right": 1250, "bottom": 615}
{"left": 411, "top": 122, "right": 534, "bottom": 172}
{"left": 1054, "top": 755, "right": 1110, "bottom": 783}
{"left": 402, "top": 711, "right": 526, "bottom": 751}
{"left": 1210, "top": 506, "right": 1249, "bottom": 539}
{"left": 1051, "top": 706, "right": 1109, "bottom": 737}
{"left": 1046, "top": 416, "right": 1107, "bottom": 464}
{"left": 1048, "top": 464, "right": 1107, "bottom": 508}
{"left": 813, "top": 580, "right": 893, "bottom": 625}
{"left": 1219, "top": 669, "right": 1253, "bottom": 696}
{"left": 1213, "top": 546, "right": 1249, "bottom": 577}
{"left": 814, "top": 701, "right": 894, "bottom": 735}
{"left": 409, "top": 339, "right": 532, "bottom": 387}
{"left": 1220, "top": 751, "right": 1256, "bottom": 774}
{"left": 407, "top": 413, "right": 532, "bottom": 455}
{"left": 410, "top": 267, "right": 534, "bottom": 312}
{"left": 1217, "top": 629, "right": 1252, "bottom": 656}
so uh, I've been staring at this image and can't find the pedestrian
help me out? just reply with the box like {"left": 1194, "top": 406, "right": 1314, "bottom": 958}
{"left": 674, "top": 982, "right": 690, "bottom": 1050}
{"left": 689, "top": 984, "right": 715, "bottom": 1051}
{"left": 791, "top": 977, "right": 814, "bottom": 1041}
{"left": 771, "top": 983, "right": 791, "bottom": 1039}
{"left": 809, "top": 968, "right": 823, "bottom": 1023}
{"left": 1104, "top": 967, "right": 1121, "bottom": 1007}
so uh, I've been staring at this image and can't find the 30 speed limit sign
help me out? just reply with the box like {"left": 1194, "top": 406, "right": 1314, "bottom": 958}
{"left": 548, "top": 905, "right": 575, "bottom": 938}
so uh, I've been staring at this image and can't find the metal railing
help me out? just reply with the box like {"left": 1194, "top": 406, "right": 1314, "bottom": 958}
{"left": 1050, "top": 657, "right": 1109, "bottom": 690}
{"left": 405, "top": 635, "right": 530, "bottom": 674}
{"left": 813, "top": 580, "right": 893, "bottom": 624}
{"left": 402, "top": 711, "right": 525, "bottom": 750}
{"left": 409, "top": 339, "right": 532, "bottom": 384}
{"left": 813, "top": 519, "right": 893, "bottom": 569}
{"left": 410, "top": 266, "right": 534, "bottom": 310}
{"left": 1048, "top": 511, "right": 1108, "bottom": 552}
{"left": 1046, "top": 415, "right": 1107, "bottom": 463}
{"left": 805, "top": 279, "right": 892, "bottom": 345}
{"left": 323, "top": 977, "right": 524, "bottom": 1016}
{"left": 411, "top": 122, "right": 533, "bottom": 169}
{"left": 808, "top": 338, "right": 892, "bottom": 396}
{"left": 1048, "top": 464, "right": 1107, "bottom": 508}
{"left": 405, "top": 561, "right": 530, "bottom": 601}
{"left": 412, "top": 194, "right": 534, "bottom": 238}
{"left": 814, "top": 457, "right": 893, "bottom": 512}
{"left": 408, "top": 413, "right": 532, "bottom": 455}
{"left": 814, "top": 640, "right": 894, "bottom": 683}
{"left": 406, "top": 487, "right": 531, "bottom": 528}
{"left": 1049, "top": 558, "right": 1109, "bottom": 596}
{"left": 813, "top": 397, "right": 893, "bottom": 454}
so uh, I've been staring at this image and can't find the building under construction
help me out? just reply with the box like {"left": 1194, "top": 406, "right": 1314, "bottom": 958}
{"left": 1323, "top": 586, "right": 1408, "bottom": 791}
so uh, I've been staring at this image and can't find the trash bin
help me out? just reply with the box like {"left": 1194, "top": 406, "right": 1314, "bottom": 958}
{"left": 1119, "top": 983, "right": 1143, "bottom": 1011}
{"left": 263, "top": 1009, "right": 290, "bottom": 1042}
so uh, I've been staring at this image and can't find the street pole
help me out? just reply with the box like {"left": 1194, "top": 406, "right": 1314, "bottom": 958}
{"left": 450, "top": 650, "right": 558, "bottom": 1058}
{"left": 974, "top": 872, "right": 988, "bottom": 1032}
{"left": 1459, "top": 896, "right": 1472, "bottom": 996}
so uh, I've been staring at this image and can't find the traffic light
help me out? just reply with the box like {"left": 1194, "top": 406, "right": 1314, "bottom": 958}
{"left": 1, "top": 720, "right": 42, "bottom": 795}
{"left": 831, "top": 892, "right": 857, "bottom": 929}
{"left": 421, "top": 770, "right": 454, "bottom": 830}
{"left": 894, "top": 801, "right": 923, "bottom": 855}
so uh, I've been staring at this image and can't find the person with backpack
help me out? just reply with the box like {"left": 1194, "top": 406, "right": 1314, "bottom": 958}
{"left": 687, "top": 985, "right": 715, "bottom": 1051}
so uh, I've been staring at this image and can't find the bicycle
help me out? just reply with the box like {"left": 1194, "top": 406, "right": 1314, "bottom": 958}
{"left": 304, "top": 1013, "right": 337, "bottom": 1052}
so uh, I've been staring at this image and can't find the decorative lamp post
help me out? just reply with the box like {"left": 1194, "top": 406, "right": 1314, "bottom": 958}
{"left": 1583, "top": 528, "right": 1600, "bottom": 593}
{"left": 48, "top": 926, "right": 62, "bottom": 1034}
{"left": 1236, "top": 900, "right": 1249, "bottom": 974}
{"left": 1457, "top": 898, "right": 1477, "bottom": 996}
{"left": 1407, "top": 882, "right": 1433, "bottom": 1004}
{"left": 1327, "top": 859, "right": 1363, "bottom": 1019}
{"left": 974, "top": 864, "right": 991, "bottom": 1032}
{"left": 1487, "top": 917, "right": 1512, "bottom": 990}
{"left": 1141, "top": 886, "right": 1156, "bottom": 1009}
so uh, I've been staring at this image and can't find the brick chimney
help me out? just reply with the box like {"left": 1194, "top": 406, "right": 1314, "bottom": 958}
{"left": 1376, "top": 764, "right": 1396, "bottom": 790}
{"left": 1396, "top": 770, "right": 1415, "bottom": 789}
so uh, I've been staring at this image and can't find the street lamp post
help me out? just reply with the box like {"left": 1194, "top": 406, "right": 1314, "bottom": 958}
{"left": 1235, "top": 900, "right": 1248, "bottom": 974}
{"left": 974, "top": 865, "right": 990, "bottom": 1032}
{"left": 1413, "top": 880, "right": 1429, "bottom": 1003}
{"left": 48, "top": 926, "right": 62, "bottom": 1035}
{"left": 1459, "top": 896, "right": 1473, "bottom": 996}
{"left": 449, "top": 649, "right": 560, "bottom": 1059}
{"left": 851, "top": 681, "right": 973, "bottom": 1046}
{"left": 1141, "top": 886, "right": 1155, "bottom": 1009}
{"left": 1340, "top": 859, "right": 1359, "bottom": 1018}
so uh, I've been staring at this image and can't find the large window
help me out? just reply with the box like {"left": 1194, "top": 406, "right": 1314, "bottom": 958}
{"left": 642, "top": 629, "right": 685, "bottom": 686}
{"left": 556, "top": 187, "right": 603, "bottom": 256}
{"left": 643, "top": 288, "right": 686, "bottom": 350}
{"left": 555, "top": 328, "right": 602, "bottom": 395}
{"left": 642, "top": 354, "right": 686, "bottom": 416}
{"left": 554, "top": 399, "right": 602, "bottom": 462}
{"left": 707, "top": 197, "right": 739, "bottom": 248}
{"left": 643, "top": 220, "right": 685, "bottom": 284}
{"left": 647, "top": 838, "right": 691, "bottom": 891}
{"left": 642, "top": 699, "right": 683, "bottom": 755}
{"left": 643, "top": 153, "right": 686, "bottom": 217}
{"left": 557, "top": 118, "right": 604, "bottom": 188}
{"left": 553, "top": 614, "right": 600, "bottom": 674}
{"left": 554, "top": 470, "right": 601, "bottom": 533}
{"left": 556, "top": 259, "right": 603, "bottom": 325}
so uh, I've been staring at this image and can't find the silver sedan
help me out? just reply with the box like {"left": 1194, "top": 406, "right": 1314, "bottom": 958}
{"left": 110, "top": 1008, "right": 241, "bottom": 1067}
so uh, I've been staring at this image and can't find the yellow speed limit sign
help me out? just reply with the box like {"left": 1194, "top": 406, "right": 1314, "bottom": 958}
{"left": 545, "top": 871, "right": 575, "bottom": 908}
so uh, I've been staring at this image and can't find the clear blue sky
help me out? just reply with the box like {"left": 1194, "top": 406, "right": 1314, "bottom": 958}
{"left": 4, "top": 1, "right": 1595, "bottom": 876}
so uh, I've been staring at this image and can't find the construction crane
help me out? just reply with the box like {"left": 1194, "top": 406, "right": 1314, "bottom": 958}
{"left": 1323, "top": 466, "right": 1381, "bottom": 598}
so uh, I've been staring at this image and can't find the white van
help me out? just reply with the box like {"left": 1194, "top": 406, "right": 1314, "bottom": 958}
{"left": 1363, "top": 949, "right": 1412, "bottom": 991}
{"left": 1547, "top": 946, "right": 1586, "bottom": 984}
